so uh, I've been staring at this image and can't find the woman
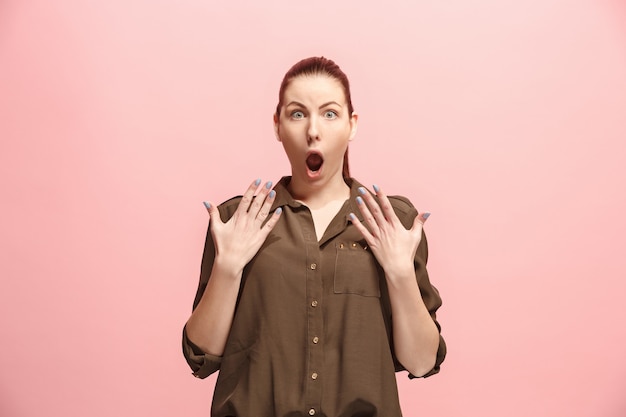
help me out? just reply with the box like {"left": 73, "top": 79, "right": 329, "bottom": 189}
{"left": 183, "top": 57, "right": 446, "bottom": 417}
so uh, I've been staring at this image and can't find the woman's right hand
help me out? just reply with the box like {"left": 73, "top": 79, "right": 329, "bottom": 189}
{"left": 203, "top": 179, "right": 282, "bottom": 276}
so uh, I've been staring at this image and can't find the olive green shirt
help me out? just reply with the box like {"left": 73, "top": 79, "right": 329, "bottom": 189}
{"left": 183, "top": 177, "right": 446, "bottom": 417}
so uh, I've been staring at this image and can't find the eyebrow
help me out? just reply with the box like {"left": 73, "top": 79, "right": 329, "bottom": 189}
{"left": 285, "top": 101, "right": 343, "bottom": 109}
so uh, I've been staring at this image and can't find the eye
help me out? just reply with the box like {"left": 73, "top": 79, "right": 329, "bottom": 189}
{"left": 290, "top": 110, "right": 305, "bottom": 120}
{"left": 323, "top": 110, "right": 338, "bottom": 119}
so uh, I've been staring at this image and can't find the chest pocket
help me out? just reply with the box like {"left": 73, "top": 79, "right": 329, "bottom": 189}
{"left": 333, "top": 240, "right": 382, "bottom": 297}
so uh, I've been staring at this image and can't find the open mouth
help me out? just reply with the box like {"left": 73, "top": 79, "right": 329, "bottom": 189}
{"left": 306, "top": 152, "right": 324, "bottom": 173}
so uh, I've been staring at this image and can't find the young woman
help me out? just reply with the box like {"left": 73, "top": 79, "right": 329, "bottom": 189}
{"left": 183, "top": 57, "right": 446, "bottom": 417}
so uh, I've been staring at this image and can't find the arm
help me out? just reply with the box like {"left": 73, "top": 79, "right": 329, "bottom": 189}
{"left": 184, "top": 180, "right": 282, "bottom": 364}
{"left": 350, "top": 185, "right": 443, "bottom": 377}
{"left": 185, "top": 257, "right": 247, "bottom": 357}
{"left": 384, "top": 244, "right": 441, "bottom": 377}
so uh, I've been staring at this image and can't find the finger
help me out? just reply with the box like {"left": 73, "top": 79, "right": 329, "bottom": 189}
{"left": 412, "top": 212, "right": 430, "bottom": 231}
{"left": 357, "top": 186, "right": 387, "bottom": 227}
{"left": 355, "top": 196, "right": 381, "bottom": 237}
{"left": 258, "top": 206, "right": 283, "bottom": 238}
{"left": 256, "top": 188, "right": 277, "bottom": 222}
{"left": 348, "top": 212, "right": 375, "bottom": 242}
{"left": 249, "top": 180, "right": 273, "bottom": 217}
{"left": 203, "top": 201, "right": 223, "bottom": 226}
{"left": 235, "top": 178, "right": 262, "bottom": 216}
{"left": 371, "top": 184, "right": 402, "bottom": 227}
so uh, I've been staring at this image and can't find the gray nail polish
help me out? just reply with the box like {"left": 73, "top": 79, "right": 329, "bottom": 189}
{"left": 356, "top": 196, "right": 363, "bottom": 205}
{"left": 266, "top": 181, "right": 273, "bottom": 189}
{"left": 373, "top": 184, "right": 380, "bottom": 193}
{"left": 275, "top": 207, "right": 282, "bottom": 215}
{"left": 203, "top": 202, "right": 211, "bottom": 210}
{"left": 423, "top": 212, "right": 431, "bottom": 219}
{"left": 255, "top": 178, "right": 261, "bottom": 186}
{"left": 358, "top": 187, "right": 366, "bottom": 195}
{"left": 269, "top": 190, "right": 276, "bottom": 198}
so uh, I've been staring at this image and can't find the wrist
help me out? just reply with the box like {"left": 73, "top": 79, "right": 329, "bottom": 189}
{"left": 384, "top": 263, "right": 416, "bottom": 288}
{"left": 212, "top": 256, "right": 245, "bottom": 282}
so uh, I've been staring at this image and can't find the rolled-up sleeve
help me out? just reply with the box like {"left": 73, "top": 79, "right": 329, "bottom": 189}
{"left": 182, "top": 326, "right": 222, "bottom": 378}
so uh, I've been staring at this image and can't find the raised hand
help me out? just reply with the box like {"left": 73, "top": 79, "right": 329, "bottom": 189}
{"left": 349, "top": 185, "right": 429, "bottom": 281}
{"left": 204, "top": 179, "right": 282, "bottom": 275}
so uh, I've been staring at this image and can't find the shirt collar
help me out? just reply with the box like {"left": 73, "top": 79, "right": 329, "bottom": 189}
{"left": 271, "top": 176, "right": 368, "bottom": 223}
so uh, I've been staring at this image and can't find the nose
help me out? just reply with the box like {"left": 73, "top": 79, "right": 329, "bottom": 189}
{"left": 307, "top": 116, "right": 320, "bottom": 143}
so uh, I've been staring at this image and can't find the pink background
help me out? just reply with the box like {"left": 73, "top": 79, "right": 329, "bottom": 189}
{"left": 1, "top": 0, "right": 625, "bottom": 416}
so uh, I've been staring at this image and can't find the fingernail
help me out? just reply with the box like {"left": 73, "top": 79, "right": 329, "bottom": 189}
{"left": 275, "top": 207, "right": 282, "bottom": 215}
{"left": 373, "top": 184, "right": 380, "bottom": 193}
{"left": 254, "top": 178, "right": 261, "bottom": 186}
{"left": 269, "top": 190, "right": 276, "bottom": 198}
{"left": 423, "top": 212, "right": 431, "bottom": 219}
{"left": 203, "top": 201, "right": 211, "bottom": 210}
{"left": 265, "top": 181, "right": 273, "bottom": 189}
{"left": 358, "top": 187, "right": 366, "bottom": 195}
{"left": 349, "top": 213, "right": 357, "bottom": 220}
{"left": 356, "top": 196, "right": 363, "bottom": 205}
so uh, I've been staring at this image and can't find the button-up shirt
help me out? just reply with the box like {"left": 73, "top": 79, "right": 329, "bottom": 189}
{"left": 183, "top": 177, "right": 446, "bottom": 417}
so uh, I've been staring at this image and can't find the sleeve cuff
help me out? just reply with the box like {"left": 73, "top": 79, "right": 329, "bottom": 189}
{"left": 408, "top": 335, "right": 447, "bottom": 379}
{"left": 182, "top": 326, "right": 222, "bottom": 379}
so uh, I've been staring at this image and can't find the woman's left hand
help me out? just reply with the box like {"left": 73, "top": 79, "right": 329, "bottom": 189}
{"left": 349, "top": 185, "right": 429, "bottom": 281}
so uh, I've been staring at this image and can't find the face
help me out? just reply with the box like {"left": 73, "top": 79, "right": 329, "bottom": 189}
{"left": 274, "top": 74, "right": 358, "bottom": 185}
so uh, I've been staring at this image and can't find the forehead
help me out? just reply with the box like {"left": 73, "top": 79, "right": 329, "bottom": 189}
{"left": 283, "top": 74, "right": 346, "bottom": 105}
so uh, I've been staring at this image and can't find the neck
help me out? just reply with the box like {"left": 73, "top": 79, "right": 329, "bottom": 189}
{"left": 288, "top": 174, "right": 350, "bottom": 210}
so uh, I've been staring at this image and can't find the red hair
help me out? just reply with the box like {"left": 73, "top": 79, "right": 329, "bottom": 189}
{"left": 276, "top": 57, "right": 354, "bottom": 179}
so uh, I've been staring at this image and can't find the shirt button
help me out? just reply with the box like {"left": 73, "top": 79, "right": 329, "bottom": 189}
{"left": 309, "top": 409, "right": 316, "bottom": 416}
{"left": 312, "top": 336, "right": 319, "bottom": 344}
{"left": 351, "top": 242, "right": 357, "bottom": 248}
{"left": 311, "top": 372, "right": 318, "bottom": 380}
{"left": 310, "top": 263, "right": 317, "bottom": 270}
{"left": 311, "top": 300, "right": 318, "bottom": 307}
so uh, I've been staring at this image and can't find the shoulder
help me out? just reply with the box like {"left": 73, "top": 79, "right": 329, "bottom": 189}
{"left": 387, "top": 195, "right": 419, "bottom": 230}
{"left": 388, "top": 194, "right": 429, "bottom": 259}
{"left": 349, "top": 178, "right": 419, "bottom": 221}
{"left": 213, "top": 177, "right": 290, "bottom": 222}
{"left": 216, "top": 195, "right": 243, "bottom": 222}
{"left": 387, "top": 195, "right": 417, "bottom": 217}
{"left": 350, "top": 178, "right": 420, "bottom": 226}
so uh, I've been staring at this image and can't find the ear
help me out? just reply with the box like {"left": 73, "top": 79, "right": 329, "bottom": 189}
{"left": 273, "top": 113, "right": 281, "bottom": 142}
{"left": 348, "top": 112, "right": 358, "bottom": 141}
